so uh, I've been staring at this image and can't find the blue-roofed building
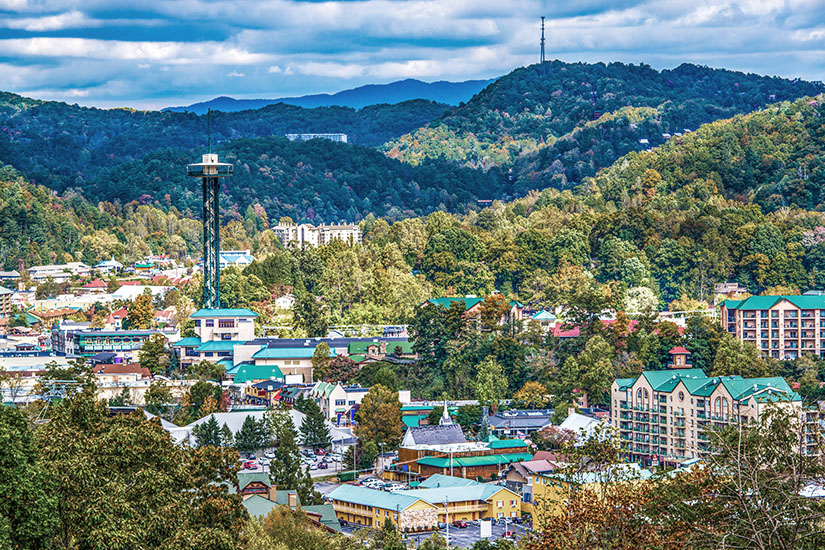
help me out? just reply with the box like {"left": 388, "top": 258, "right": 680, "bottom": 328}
{"left": 610, "top": 358, "right": 814, "bottom": 467}
{"left": 178, "top": 307, "right": 258, "bottom": 370}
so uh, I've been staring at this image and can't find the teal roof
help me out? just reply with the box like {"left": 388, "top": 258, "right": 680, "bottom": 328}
{"left": 225, "top": 363, "right": 241, "bottom": 376}
{"left": 486, "top": 439, "right": 528, "bottom": 450}
{"left": 426, "top": 297, "right": 485, "bottom": 310}
{"left": 253, "top": 347, "right": 337, "bottom": 359}
{"left": 402, "top": 415, "right": 427, "bottom": 428}
{"left": 348, "top": 340, "right": 414, "bottom": 354}
{"left": 172, "top": 336, "right": 202, "bottom": 348}
{"left": 618, "top": 370, "right": 801, "bottom": 403}
{"left": 419, "top": 474, "right": 479, "bottom": 489}
{"left": 417, "top": 452, "right": 533, "bottom": 468}
{"left": 303, "top": 504, "right": 343, "bottom": 533}
{"left": 234, "top": 364, "right": 284, "bottom": 383}
{"left": 242, "top": 494, "right": 279, "bottom": 517}
{"left": 327, "top": 484, "right": 433, "bottom": 512}
{"left": 531, "top": 310, "right": 557, "bottom": 321}
{"left": 616, "top": 377, "right": 636, "bottom": 390}
{"left": 191, "top": 308, "right": 258, "bottom": 318}
{"left": 397, "top": 484, "right": 516, "bottom": 505}
{"left": 723, "top": 295, "right": 825, "bottom": 311}
{"left": 236, "top": 472, "right": 271, "bottom": 491}
{"left": 196, "top": 340, "right": 243, "bottom": 352}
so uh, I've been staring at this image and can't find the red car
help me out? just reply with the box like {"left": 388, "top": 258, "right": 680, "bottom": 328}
{"left": 242, "top": 460, "right": 256, "bottom": 470}
{"left": 315, "top": 448, "right": 326, "bottom": 455}
{"left": 452, "top": 520, "right": 468, "bottom": 528}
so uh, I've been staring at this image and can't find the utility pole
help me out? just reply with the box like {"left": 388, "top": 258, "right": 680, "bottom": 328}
{"left": 444, "top": 496, "right": 450, "bottom": 545}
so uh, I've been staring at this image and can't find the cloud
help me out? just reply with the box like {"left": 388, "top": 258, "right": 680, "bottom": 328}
{"left": 0, "top": 0, "right": 824, "bottom": 108}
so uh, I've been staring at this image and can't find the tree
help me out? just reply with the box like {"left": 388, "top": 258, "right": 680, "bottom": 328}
{"left": 299, "top": 399, "right": 331, "bottom": 450}
{"left": 234, "top": 416, "right": 267, "bottom": 452}
{"left": 143, "top": 379, "right": 174, "bottom": 418}
{"left": 220, "top": 423, "right": 235, "bottom": 448}
{"left": 108, "top": 386, "right": 132, "bottom": 407}
{"left": 293, "top": 291, "right": 329, "bottom": 337}
{"left": 126, "top": 288, "right": 155, "bottom": 329}
{"left": 185, "top": 381, "right": 223, "bottom": 421}
{"left": 512, "top": 381, "right": 550, "bottom": 409}
{"left": 192, "top": 415, "right": 222, "bottom": 448}
{"left": 373, "top": 518, "right": 405, "bottom": 550}
{"left": 427, "top": 405, "right": 446, "bottom": 426}
{"left": 267, "top": 409, "right": 320, "bottom": 504}
{"left": 0, "top": 406, "right": 57, "bottom": 550}
{"left": 479, "top": 293, "right": 511, "bottom": 331}
{"left": 189, "top": 360, "right": 225, "bottom": 381}
{"left": 311, "top": 342, "right": 332, "bottom": 381}
{"left": 37, "top": 390, "right": 247, "bottom": 550}
{"left": 710, "top": 333, "right": 772, "bottom": 378}
{"left": 138, "top": 333, "right": 170, "bottom": 376}
{"left": 355, "top": 384, "right": 403, "bottom": 448}
{"left": 325, "top": 356, "right": 359, "bottom": 384}
{"left": 472, "top": 357, "right": 507, "bottom": 410}
{"left": 455, "top": 404, "right": 482, "bottom": 434}
{"left": 653, "top": 408, "right": 825, "bottom": 549}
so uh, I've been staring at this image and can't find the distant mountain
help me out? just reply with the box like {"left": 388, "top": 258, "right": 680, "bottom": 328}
{"left": 163, "top": 78, "right": 495, "bottom": 113}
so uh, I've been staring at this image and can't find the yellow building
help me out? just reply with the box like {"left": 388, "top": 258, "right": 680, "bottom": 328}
{"left": 328, "top": 475, "right": 522, "bottom": 530}
{"left": 327, "top": 484, "right": 438, "bottom": 530}
{"left": 530, "top": 463, "right": 654, "bottom": 529}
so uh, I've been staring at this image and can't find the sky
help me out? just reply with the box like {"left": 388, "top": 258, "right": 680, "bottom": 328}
{"left": 0, "top": 0, "right": 824, "bottom": 110}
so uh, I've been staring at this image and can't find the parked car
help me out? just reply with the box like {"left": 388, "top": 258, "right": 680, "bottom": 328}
{"left": 264, "top": 451, "right": 276, "bottom": 459}
{"left": 246, "top": 453, "right": 256, "bottom": 460}
{"left": 318, "top": 462, "right": 329, "bottom": 469}
{"left": 452, "top": 520, "right": 468, "bottom": 528}
{"left": 315, "top": 448, "right": 326, "bottom": 455}
{"left": 468, "top": 519, "right": 480, "bottom": 526}
{"left": 437, "top": 522, "right": 446, "bottom": 529}
{"left": 310, "top": 464, "right": 318, "bottom": 471}
{"left": 242, "top": 460, "right": 256, "bottom": 470}
{"left": 512, "top": 517, "right": 523, "bottom": 524}
{"left": 258, "top": 458, "right": 270, "bottom": 466}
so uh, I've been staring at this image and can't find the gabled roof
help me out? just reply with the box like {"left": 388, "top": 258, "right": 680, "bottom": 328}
{"left": 191, "top": 308, "right": 258, "bottom": 318}
{"left": 396, "top": 484, "right": 517, "bottom": 505}
{"left": 234, "top": 364, "right": 285, "bottom": 383}
{"left": 418, "top": 474, "right": 478, "bottom": 489}
{"left": 486, "top": 439, "right": 528, "bottom": 450}
{"left": 403, "top": 424, "right": 467, "bottom": 446}
{"left": 531, "top": 310, "right": 557, "bottom": 321}
{"left": 327, "top": 484, "right": 434, "bottom": 512}
{"left": 426, "top": 297, "right": 486, "bottom": 310}
{"left": 172, "top": 336, "right": 202, "bottom": 348}
{"left": 723, "top": 295, "right": 825, "bottom": 311}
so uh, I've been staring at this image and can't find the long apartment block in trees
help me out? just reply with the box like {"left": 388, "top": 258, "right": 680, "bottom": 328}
{"left": 187, "top": 153, "right": 233, "bottom": 309}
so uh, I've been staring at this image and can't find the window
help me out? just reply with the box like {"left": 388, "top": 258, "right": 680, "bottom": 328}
{"left": 497, "top": 500, "right": 503, "bottom": 508}
{"left": 335, "top": 399, "right": 346, "bottom": 406}
{"left": 218, "top": 319, "right": 235, "bottom": 328}
{"left": 205, "top": 320, "right": 214, "bottom": 327}
{"left": 348, "top": 400, "right": 355, "bottom": 405}
{"left": 678, "top": 391, "right": 684, "bottom": 401}
{"left": 194, "top": 320, "right": 201, "bottom": 327}
{"left": 510, "top": 500, "right": 517, "bottom": 507}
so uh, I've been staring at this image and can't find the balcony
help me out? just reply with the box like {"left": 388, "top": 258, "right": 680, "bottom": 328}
{"left": 673, "top": 419, "right": 685, "bottom": 427}
{"left": 674, "top": 441, "right": 686, "bottom": 449}
{"left": 635, "top": 425, "right": 650, "bottom": 433}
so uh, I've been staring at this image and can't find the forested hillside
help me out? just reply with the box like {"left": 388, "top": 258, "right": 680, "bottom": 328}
{"left": 384, "top": 62, "right": 824, "bottom": 193}
{"left": 0, "top": 93, "right": 476, "bottom": 220}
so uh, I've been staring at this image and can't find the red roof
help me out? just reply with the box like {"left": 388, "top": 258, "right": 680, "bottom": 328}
{"left": 119, "top": 280, "right": 143, "bottom": 286}
{"left": 551, "top": 319, "right": 684, "bottom": 338}
{"left": 95, "top": 363, "right": 151, "bottom": 377}
{"left": 668, "top": 346, "right": 690, "bottom": 354}
{"left": 82, "top": 279, "right": 107, "bottom": 289}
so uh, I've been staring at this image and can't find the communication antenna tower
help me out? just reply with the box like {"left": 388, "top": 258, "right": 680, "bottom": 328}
{"left": 540, "top": 16, "right": 547, "bottom": 75}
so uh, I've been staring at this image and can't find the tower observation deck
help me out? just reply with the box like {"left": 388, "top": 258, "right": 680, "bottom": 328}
{"left": 187, "top": 153, "right": 233, "bottom": 309}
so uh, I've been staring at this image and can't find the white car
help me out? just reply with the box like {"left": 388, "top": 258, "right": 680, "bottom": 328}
{"left": 258, "top": 458, "right": 270, "bottom": 466}
{"left": 264, "top": 451, "right": 276, "bottom": 459}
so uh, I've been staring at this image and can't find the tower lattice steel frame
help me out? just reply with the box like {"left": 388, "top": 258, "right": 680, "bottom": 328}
{"left": 187, "top": 153, "right": 233, "bottom": 308}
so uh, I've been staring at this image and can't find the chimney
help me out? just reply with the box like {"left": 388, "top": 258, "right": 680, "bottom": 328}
{"left": 288, "top": 492, "right": 298, "bottom": 508}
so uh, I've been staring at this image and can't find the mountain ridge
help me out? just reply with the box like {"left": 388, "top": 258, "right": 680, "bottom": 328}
{"left": 163, "top": 78, "right": 496, "bottom": 114}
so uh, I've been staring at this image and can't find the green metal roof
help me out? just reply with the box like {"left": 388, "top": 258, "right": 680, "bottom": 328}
{"left": 402, "top": 415, "right": 427, "bottom": 428}
{"left": 723, "top": 295, "right": 825, "bottom": 311}
{"left": 191, "top": 308, "right": 258, "bottom": 318}
{"left": 242, "top": 494, "right": 279, "bottom": 517}
{"left": 426, "top": 297, "right": 485, "bottom": 310}
{"left": 234, "top": 364, "right": 284, "bottom": 383}
{"left": 396, "top": 484, "right": 516, "bottom": 505}
{"left": 619, "top": 369, "right": 801, "bottom": 403}
{"left": 236, "top": 472, "right": 271, "bottom": 491}
{"left": 349, "top": 354, "right": 366, "bottom": 363}
{"left": 253, "top": 347, "right": 336, "bottom": 359}
{"left": 327, "top": 484, "right": 433, "bottom": 511}
{"left": 486, "top": 439, "right": 528, "bottom": 449}
{"left": 196, "top": 340, "right": 243, "bottom": 352}
{"left": 302, "top": 504, "right": 343, "bottom": 533}
{"left": 172, "top": 336, "right": 202, "bottom": 348}
{"left": 348, "top": 340, "right": 414, "bottom": 354}
{"left": 416, "top": 452, "right": 533, "bottom": 468}
{"left": 419, "top": 474, "right": 479, "bottom": 489}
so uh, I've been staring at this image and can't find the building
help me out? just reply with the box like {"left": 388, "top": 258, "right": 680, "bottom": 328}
{"left": 424, "top": 296, "right": 525, "bottom": 323}
{"left": 489, "top": 409, "right": 554, "bottom": 436}
{"left": 285, "top": 133, "right": 348, "bottom": 143}
{"left": 713, "top": 281, "right": 747, "bottom": 297}
{"left": 274, "top": 294, "right": 296, "bottom": 310}
{"left": 51, "top": 326, "right": 167, "bottom": 361}
{"left": 174, "top": 308, "right": 258, "bottom": 368}
{"left": 93, "top": 363, "right": 152, "bottom": 384}
{"left": 0, "top": 270, "right": 20, "bottom": 281}
{"left": 0, "top": 287, "right": 11, "bottom": 317}
{"left": 502, "top": 459, "right": 557, "bottom": 510}
{"left": 327, "top": 484, "right": 437, "bottom": 530}
{"left": 309, "top": 382, "right": 370, "bottom": 425}
{"left": 28, "top": 262, "right": 90, "bottom": 282}
{"left": 94, "top": 258, "right": 123, "bottom": 274}
{"left": 271, "top": 222, "right": 362, "bottom": 248}
{"left": 720, "top": 294, "right": 825, "bottom": 359}
{"left": 81, "top": 279, "right": 108, "bottom": 293}
{"left": 216, "top": 250, "right": 255, "bottom": 270}
{"left": 610, "top": 358, "right": 815, "bottom": 466}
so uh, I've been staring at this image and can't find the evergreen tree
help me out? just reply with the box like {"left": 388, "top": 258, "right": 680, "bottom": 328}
{"left": 220, "top": 423, "right": 235, "bottom": 448}
{"left": 297, "top": 465, "right": 322, "bottom": 506}
{"left": 234, "top": 415, "right": 265, "bottom": 452}
{"left": 374, "top": 518, "right": 405, "bottom": 550}
{"left": 299, "top": 399, "right": 331, "bottom": 450}
{"left": 268, "top": 409, "right": 304, "bottom": 492}
{"left": 191, "top": 415, "right": 222, "bottom": 448}
{"left": 138, "top": 333, "right": 170, "bottom": 376}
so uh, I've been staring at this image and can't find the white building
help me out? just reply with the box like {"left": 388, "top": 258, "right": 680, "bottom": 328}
{"left": 28, "top": 262, "right": 91, "bottom": 282}
{"left": 275, "top": 294, "right": 296, "bottom": 310}
{"left": 285, "top": 133, "right": 347, "bottom": 143}
{"left": 271, "top": 222, "right": 362, "bottom": 248}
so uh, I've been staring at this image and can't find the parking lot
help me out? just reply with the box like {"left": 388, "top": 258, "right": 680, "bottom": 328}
{"left": 340, "top": 521, "right": 530, "bottom": 548}
{"left": 238, "top": 448, "right": 343, "bottom": 478}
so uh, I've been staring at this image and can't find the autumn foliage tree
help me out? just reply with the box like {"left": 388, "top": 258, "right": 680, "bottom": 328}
{"left": 355, "top": 384, "right": 402, "bottom": 449}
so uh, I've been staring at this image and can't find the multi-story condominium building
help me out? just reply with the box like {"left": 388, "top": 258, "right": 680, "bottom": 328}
{"left": 172, "top": 308, "right": 258, "bottom": 369}
{"left": 610, "top": 350, "right": 816, "bottom": 467}
{"left": 0, "top": 286, "right": 12, "bottom": 317}
{"left": 271, "top": 222, "right": 362, "bottom": 248}
{"left": 51, "top": 327, "right": 166, "bottom": 361}
{"left": 720, "top": 294, "right": 825, "bottom": 360}
{"left": 285, "top": 133, "right": 348, "bottom": 143}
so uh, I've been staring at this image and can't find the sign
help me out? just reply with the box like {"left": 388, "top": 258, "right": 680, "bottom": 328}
{"left": 479, "top": 519, "right": 492, "bottom": 538}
